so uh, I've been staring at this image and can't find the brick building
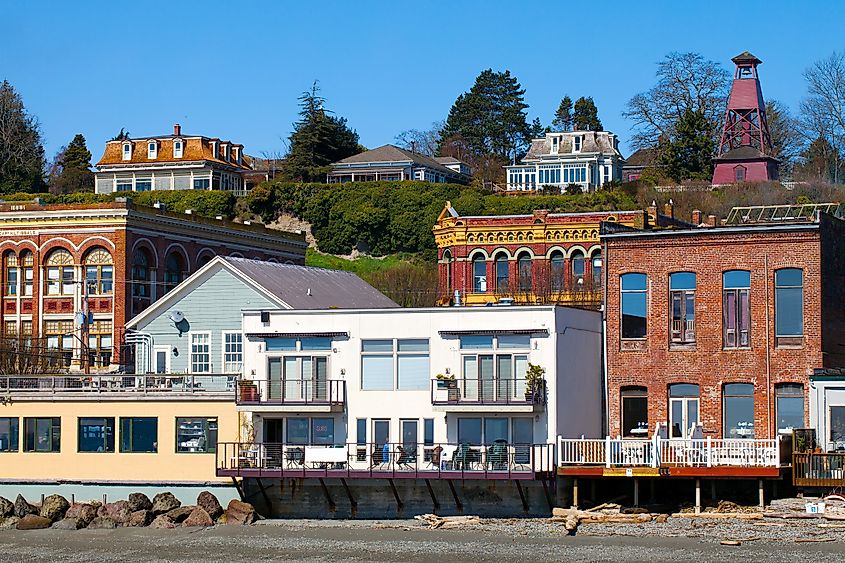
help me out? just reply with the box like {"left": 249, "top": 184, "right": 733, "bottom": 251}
{"left": 433, "top": 202, "right": 684, "bottom": 307}
{"left": 0, "top": 198, "right": 306, "bottom": 371}
{"left": 602, "top": 204, "right": 845, "bottom": 441}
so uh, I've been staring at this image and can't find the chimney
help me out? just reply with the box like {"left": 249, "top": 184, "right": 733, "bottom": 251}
{"left": 663, "top": 199, "right": 674, "bottom": 219}
{"left": 647, "top": 200, "right": 657, "bottom": 218}
{"left": 692, "top": 210, "right": 702, "bottom": 225}
{"left": 174, "top": 123, "right": 181, "bottom": 136}
{"left": 707, "top": 214, "right": 717, "bottom": 227}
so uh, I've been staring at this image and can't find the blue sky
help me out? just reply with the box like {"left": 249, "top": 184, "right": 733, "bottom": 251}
{"left": 2, "top": 1, "right": 843, "bottom": 160}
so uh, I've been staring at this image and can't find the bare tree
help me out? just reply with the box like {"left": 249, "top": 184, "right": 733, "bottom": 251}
{"left": 0, "top": 336, "right": 64, "bottom": 375}
{"left": 801, "top": 51, "right": 845, "bottom": 183}
{"left": 766, "top": 100, "right": 802, "bottom": 179}
{"left": 624, "top": 52, "right": 729, "bottom": 150}
{"left": 394, "top": 121, "right": 444, "bottom": 156}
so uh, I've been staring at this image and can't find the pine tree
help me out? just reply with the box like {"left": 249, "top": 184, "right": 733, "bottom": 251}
{"left": 573, "top": 97, "right": 603, "bottom": 131}
{"left": 50, "top": 134, "right": 94, "bottom": 194}
{"left": 0, "top": 80, "right": 45, "bottom": 194}
{"left": 660, "top": 109, "right": 716, "bottom": 181}
{"left": 110, "top": 128, "right": 131, "bottom": 141}
{"left": 282, "top": 82, "right": 361, "bottom": 182}
{"left": 552, "top": 96, "right": 573, "bottom": 131}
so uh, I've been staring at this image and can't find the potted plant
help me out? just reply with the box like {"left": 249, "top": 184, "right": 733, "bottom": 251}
{"left": 525, "top": 363, "right": 545, "bottom": 403}
{"left": 238, "top": 379, "right": 259, "bottom": 403}
{"left": 435, "top": 372, "right": 459, "bottom": 401}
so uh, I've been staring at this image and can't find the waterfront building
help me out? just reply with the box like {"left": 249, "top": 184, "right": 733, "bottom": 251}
{"left": 94, "top": 124, "right": 253, "bottom": 196}
{"left": 326, "top": 145, "right": 471, "bottom": 184}
{"left": 504, "top": 130, "right": 623, "bottom": 193}
{"left": 0, "top": 199, "right": 306, "bottom": 371}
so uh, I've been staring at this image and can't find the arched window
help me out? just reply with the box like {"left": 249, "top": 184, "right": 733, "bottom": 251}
{"left": 591, "top": 251, "right": 602, "bottom": 288}
{"left": 621, "top": 386, "right": 648, "bottom": 437}
{"left": 45, "top": 249, "right": 75, "bottom": 296}
{"left": 723, "top": 383, "right": 755, "bottom": 439}
{"left": 84, "top": 248, "right": 113, "bottom": 295}
{"left": 571, "top": 250, "right": 585, "bottom": 285}
{"left": 669, "top": 383, "right": 700, "bottom": 439}
{"left": 472, "top": 254, "right": 487, "bottom": 293}
{"left": 4, "top": 252, "right": 17, "bottom": 296}
{"left": 669, "top": 272, "right": 696, "bottom": 344}
{"left": 549, "top": 251, "right": 564, "bottom": 292}
{"left": 164, "top": 252, "right": 185, "bottom": 293}
{"left": 517, "top": 252, "right": 532, "bottom": 292}
{"left": 442, "top": 250, "right": 453, "bottom": 294}
{"left": 494, "top": 253, "right": 509, "bottom": 293}
{"left": 20, "top": 251, "right": 33, "bottom": 297}
{"left": 197, "top": 252, "right": 214, "bottom": 267}
{"left": 620, "top": 273, "right": 647, "bottom": 339}
{"left": 131, "top": 249, "right": 151, "bottom": 298}
{"left": 775, "top": 268, "right": 803, "bottom": 340}
{"left": 723, "top": 270, "right": 750, "bottom": 348}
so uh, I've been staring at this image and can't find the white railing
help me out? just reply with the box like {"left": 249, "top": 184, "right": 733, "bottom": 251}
{"left": 558, "top": 436, "right": 780, "bottom": 468}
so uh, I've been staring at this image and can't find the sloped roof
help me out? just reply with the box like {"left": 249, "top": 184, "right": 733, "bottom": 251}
{"left": 96, "top": 136, "right": 250, "bottom": 170}
{"left": 333, "top": 144, "right": 466, "bottom": 177}
{"left": 523, "top": 131, "right": 620, "bottom": 161}
{"left": 715, "top": 146, "right": 778, "bottom": 162}
{"left": 623, "top": 148, "right": 660, "bottom": 168}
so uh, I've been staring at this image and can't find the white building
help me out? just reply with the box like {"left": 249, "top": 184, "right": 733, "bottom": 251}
{"left": 327, "top": 145, "right": 471, "bottom": 185}
{"left": 233, "top": 305, "right": 601, "bottom": 474}
{"left": 505, "top": 130, "right": 624, "bottom": 193}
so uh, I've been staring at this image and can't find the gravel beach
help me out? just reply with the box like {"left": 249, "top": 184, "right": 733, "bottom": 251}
{"left": 0, "top": 517, "right": 841, "bottom": 562}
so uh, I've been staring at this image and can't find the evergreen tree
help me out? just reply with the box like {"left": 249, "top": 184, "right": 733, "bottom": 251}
{"left": 282, "top": 82, "right": 361, "bottom": 182}
{"left": 660, "top": 109, "right": 715, "bottom": 181}
{"left": 50, "top": 134, "right": 94, "bottom": 194}
{"left": 528, "top": 117, "right": 545, "bottom": 140}
{"left": 110, "top": 128, "right": 131, "bottom": 141}
{"left": 552, "top": 96, "right": 573, "bottom": 131}
{"left": 572, "top": 97, "right": 603, "bottom": 131}
{"left": 0, "top": 80, "right": 45, "bottom": 193}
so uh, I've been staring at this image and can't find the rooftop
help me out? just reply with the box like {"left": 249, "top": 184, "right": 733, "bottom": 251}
{"left": 332, "top": 144, "right": 469, "bottom": 178}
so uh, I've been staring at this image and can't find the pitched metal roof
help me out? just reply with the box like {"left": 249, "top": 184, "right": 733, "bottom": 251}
{"left": 333, "top": 144, "right": 466, "bottom": 177}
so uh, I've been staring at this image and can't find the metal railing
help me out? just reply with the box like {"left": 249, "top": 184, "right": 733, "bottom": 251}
{"left": 216, "top": 441, "right": 555, "bottom": 479}
{"left": 0, "top": 374, "right": 236, "bottom": 395}
{"left": 793, "top": 452, "right": 845, "bottom": 487}
{"left": 558, "top": 436, "right": 781, "bottom": 468}
{"left": 430, "top": 378, "right": 546, "bottom": 406}
{"left": 236, "top": 378, "right": 345, "bottom": 406}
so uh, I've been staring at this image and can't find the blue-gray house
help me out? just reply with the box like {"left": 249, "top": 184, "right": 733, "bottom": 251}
{"left": 126, "top": 256, "right": 398, "bottom": 374}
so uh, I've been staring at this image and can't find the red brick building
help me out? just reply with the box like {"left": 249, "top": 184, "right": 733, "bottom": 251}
{"left": 602, "top": 205, "right": 845, "bottom": 441}
{"left": 0, "top": 198, "right": 306, "bottom": 371}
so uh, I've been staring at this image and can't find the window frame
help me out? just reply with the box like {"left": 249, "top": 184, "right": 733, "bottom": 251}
{"left": 723, "top": 383, "right": 755, "bottom": 439}
{"left": 119, "top": 417, "right": 158, "bottom": 453}
{"left": 472, "top": 254, "right": 487, "bottom": 293}
{"left": 173, "top": 139, "right": 184, "bottom": 159}
{"left": 774, "top": 268, "right": 804, "bottom": 343}
{"left": 620, "top": 273, "right": 648, "bottom": 340}
{"left": 147, "top": 141, "right": 157, "bottom": 159}
{"left": 189, "top": 331, "right": 212, "bottom": 374}
{"left": 517, "top": 253, "right": 532, "bottom": 292}
{"left": 722, "top": 270, "right": 751, "bottom": 349}
{"left": 175, "top": 417, "right": 218, "bottom": 454}
{"left": 122, "top": 142, "right": 132, "bottom": 160}
{"left": 23, "top": 417, "right": 61, "bottom": 452}
{"left": 775, "top": 383, "right": 804, "bottom": 433}
{"left": 77, "top": 417, "right": 115, "bottom": 453}
{"left": 669, "top": 272, "right": 696, "bottom": 346}
{"left": 621, "top": 387, "right": 648, "bottom": 438}
{"left": 222, "top": 331, "right": 243, "bottom": 374}
{"left": 0, "top": 417, "right": 19, "bottom": 452}
{"left": 360, "top": 338, "right": 430, "bottom": 391}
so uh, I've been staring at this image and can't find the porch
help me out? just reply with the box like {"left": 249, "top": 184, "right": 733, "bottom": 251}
{"left": 0, "top": 373, "right": 235, "bottom": 400}
{"left": 793, "top": 452, "right": 845, "bottom": 488}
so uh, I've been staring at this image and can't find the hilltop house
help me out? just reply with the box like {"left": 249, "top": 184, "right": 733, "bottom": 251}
{"left": 327, "top": 145, "right": 471, "bottom": 185}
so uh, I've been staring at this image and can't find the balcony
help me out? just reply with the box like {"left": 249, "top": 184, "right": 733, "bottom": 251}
{"left": 431, "top": 378, "right": 545, "bottom": 412}
{"left": 216, "top": 441, "right": 555, "bottom": 480}
{"left": 236, "top": 378, "right": 345, "bottom": 412}
{"left": 0, "top": 374, "right": 235, "bottom": 401}
{"left": 793, "top": 452, "right": 845, "bottom": 487}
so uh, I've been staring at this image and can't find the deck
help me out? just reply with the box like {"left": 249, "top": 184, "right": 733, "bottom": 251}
{"left": 793, "top": 452, "right": 845, "bottom": 487}
{"left": 0, "top": 374, "right": 235, "bottom": 400}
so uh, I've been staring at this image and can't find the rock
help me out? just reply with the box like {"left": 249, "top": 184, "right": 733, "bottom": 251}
{"left": 166, "top": 506, "right": 195, "bottom": 523}
{"left": 151, "top": 492, "right": 181, "bottom": 515}
{"left": 215, "top": 513, "right": 227, "bottom": 525}
{"left": 128, "top": 493, "right": 153, "bottom": 512}
{"left": 16, "top": 514, "right": 51, "bottom": 530}
{"left": 98, "top": 501, "right": 132, "bottom": 525}
{"left": 127, "top": 509, "right": 153, "bottom": 527}
{"left": 149, "top": 515, "right": 176, "bottom": 529}
{"left": 52, "top": 518, "right": 83, "bottom": 530}
{"left": 66, "top": 503, "right": 98, "bottom": 527}
{"left": 39, "top": 494, "right": 70, "bottom": 522}
{"left": 182, "top": 507, "right": 213, "bottom": 527}
{"left": 197, "top": 491, "right": 223, "bottom": 520}
{"left": 224, "top": 500, "right": 256, "bottom": 525}
{"left": 654, "top": 513, "right": 670, "bottom": 523}
{"left": 13, "top": 495, "right": 37, "bottom": 518}
{"left": 0, "top": 497, "right": 13, "bottom": 518}
{"left": 87, "top": 516, "right": 117, "bottom": 530}
{"left": 0, "top": 516, "right": 19, "bottom": 529}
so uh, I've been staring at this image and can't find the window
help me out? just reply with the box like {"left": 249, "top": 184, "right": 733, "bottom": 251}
{"left": 116, "top": 177, "right": 132, "bottom": 191}
{"left": 571, "top": 251, "right": 585, "bottom": 284}
{"left": 190, "top": 333, "right": 211, "bottom": 373}
{"left": 173, "top": 140, "right": 183, "bottom": 158}
{"left": 312, "top": 418, "right": 335, "bottom": 445}
{"left": 775, "top": 383, "right": 804, "bottom": 433}
{"left": 194, "top": 178, "right": 210, "bottom": 189}
{"left": 223, "top": 332, "right": 243, "bottom": 373}
{"left": 24, "top": 417, "right": 60, "bottom": 452}
{"left": 267, "top": 355, "right": 328, "bottom": 401}
{"left": 472, "top": 255, "right": 487, "bottom": 293}
{"left": 669, "top": 272, "right": 696, "bottom": 344}
{"left": 621, "top": 273, "right": 647, "bottom": 339}
{"left": 550, "top": 251, "right": 565, "bottom": 291}
{"left": 360, "top": 339, "right": 429, "bottom": 391}
{"left": 621, "top": 387, "right": 648, "bottom": 437}
{"left": 286, "top": 418, "right": 309, "bottom": 444}
{"left": 147, "top": 142, "right": 157, "bottom": 159}
{"left": 131, "top": 249, "right": 151, "bottom": 299}
{"left": 724, "top": 383, "right": 755, "bottom": 439}
{"left": 591, "top": 252, "right": 602, "bottom": 288}
{"left": 4, "top": 253, "right": 17, "bottom": 296}
{"left": 120, "top": 417, "right": 157, "bottom": 452}
{"left": 164, "top": 252, "right": 184, "bottom": 293}
{"left": 0, "top": 418, "right": 19, "bottom": 452}
{"left": 668, "top": 384, "right": 699, "bottom": 439}
{"left": 265, "top": 336, "right": 332, "bottom": 352}
{"left": 46, "top": 249, "right": 75, "bottom": 296}
{"left": 122, "top": 142, "right": 131, "bottom": 160}
{"left": 517, "top": 253, "right": 532, "bottom": 292}
{"left": 135, "top": 178, "right": 152, "bottom": 191}
{"left": 462, "top": 335, "right": 529, "bottom": 401}
{"left": 831, "top": 406, "right": 845, "bottom": 444}
{"left": 176, "top": 417, "right": 217, "bottom": 453}
{"left": 734, "top": 166, "right": 746, "bottom": 182}
{"left": 573, "top": 136, "right": 582, "bottom": 152}
{"left": 84, "top": 248, "right": 113, "bottom": 295}
{"left": 88, "top": 319, "right": 113, "bottom": 367}
{"left": 424, "top": 419, "right": 434, "bottom": 446}
{"left": 458, "top": 418, "right": 482, "bottom": 445}
{"left": 356, "top": 419, "right": 367, "bottom": 446}
{"left": 44, "top": 320, "right": 74, "bottom": 367}
{"left": 21, "top": 252, "right": 32, "bottom": 296}
{"left": 494, "top": 254, "right": 509, "bottom": 293}
{"left": 775, "top": 268, "right": 803, "bottom": 340}
{"left": 3, "top": 320, "right": 15, "bottom": 337}
{"left": 78, "top": 417, "right": 115, "bottom": 452}
{"left": 723, "top": 270, "right": 751, "bottom": 348}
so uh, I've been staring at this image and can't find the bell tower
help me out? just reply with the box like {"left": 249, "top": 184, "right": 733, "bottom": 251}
{"left": 712, "top": 52, "right": 779, "bottom": 184}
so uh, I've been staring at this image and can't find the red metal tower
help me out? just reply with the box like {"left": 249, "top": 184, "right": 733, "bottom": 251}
{"left": 712, "top": 52, "right": 779, "bottom": 184}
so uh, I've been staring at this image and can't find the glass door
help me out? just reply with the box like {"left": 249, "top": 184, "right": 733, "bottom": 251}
{"left": 669, "top": 397, "right": 699, "bottom": 438}
{"left": 401, "top": 420, "right": 418, "bottom": 461}
{"left": 312, "top": 357, "right": 328, "bottom": 401}
{"left": 373, "top": 419, "right": 390, "bottom": 465}
{"left": 268, "top": 358, "right": 282, "bottom": 400}
{"left": 512, "top": 418, "right": 533, "bottom": 465}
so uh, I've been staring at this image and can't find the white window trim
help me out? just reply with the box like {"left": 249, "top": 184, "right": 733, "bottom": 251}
{"left": 173, "top": 139, "right": 184, "bottom": 159}
{"left": 153, "top": 345, "right": 171, "bottom": 374}
{"left": 573, "top": 135, "right": 582, "bottom": 153}
{"left": 147, "top": 141, "right": 157, "bottom": 160}
{"left": 122, "top": 142, "right": 132, "bottom": 161}
{"left": 189, "top": 331, "right": 212, "bottom": 374}
{"left": 221, "top": 330, "right": 243, "bottom": 374}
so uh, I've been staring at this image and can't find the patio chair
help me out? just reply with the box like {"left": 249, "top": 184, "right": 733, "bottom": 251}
{"left": 396, "top": 446, "right": 414, "bottom": 469}
{"left": 285, "top": 446, "right": 304, "bottom": 468}
{"left": 429, "top": 445, "right": 443, "bottom": 468}
{"left": 487, "top": 440, "right": 509, "bottom": 470}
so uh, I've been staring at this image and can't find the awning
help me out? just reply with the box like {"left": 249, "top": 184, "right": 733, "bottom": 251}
{"left": 438, "top": 329, "right": 549, "bottom": 337}
{"left": 246, "top": 332, "right": 349, "bottom": 338}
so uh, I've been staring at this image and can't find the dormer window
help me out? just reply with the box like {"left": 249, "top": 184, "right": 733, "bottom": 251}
{"left": 147, "top": 142, "right": 157, "bottom": 159}
{"left": 573, "top": 135, "right": 582, "bottom": 153}
{"left": 173, "top": 140, "right": 183, "bottom": 158}
{"left": 122, "top": 142, "right": 131, "bottom": 161}
{"left": 551, "top": 136, "right": 560, "bottom": 154}
{"left": 211, "top": 141, "right": 218, "bottom": 159}
{"left": 222, "top": 144, "right": 229, "bottom": 161}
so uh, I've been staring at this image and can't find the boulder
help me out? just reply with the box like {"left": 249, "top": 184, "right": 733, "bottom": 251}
{"left": 16, "top": 514, "right": 51, "bottom": 530}
{"left": 52, "top": 518, "right": 83, "bottom": 530}
{"left": 13, "top": 495, "right": 37, "bottom": 518}
{"left": 182, "top": 507, "right": 213, "bottom": 527}
{"left": 224, "top": 500, "right": 256, "bottom": 525}
{"left": 166, "top": 506, "right": 195, "bottom": 523}
{"left": 66, "top": 503, "right": 98, "bottom": 527}
{"left": 127, "top": 493, "right": 152, "bottom": 512}
{"left": 0, "top": 516, "right": 19, "bottom": 529}
{"left": 151, "top": 492, "right": 181, "bottom": 515}
{"left": 98, "top": 500, "right": 132, "bottom": 525}
{"left": 0, "top": 496, "right": 14, "bottom": 518}
{"left": 197, "top": 491, "right": 223, "bottom": 520}
{"left": 39, "top": 494, "right": 70, "bottom": 522}
{"left": 87, "top": 516, "right": 117, "bottom": 530}
{"left": 149, "top": 515, "right": 176, "bottom": 529}
{"left": 127, "top": 509, "right": 153, "bottom": 527}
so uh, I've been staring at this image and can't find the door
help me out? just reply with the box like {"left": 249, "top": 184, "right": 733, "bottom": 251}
{"left": 512, "top": 418, "right": 532, "bottom": 464}
{"left": 268, "top": 358, "right": 282, "bottom": 400}
{"left": 153, "top": 346, "right": 170, "bottom": 374}
{"left": 401, "top": 420, "right": 418, "bottom": 461}
{"left": 264, "top": 419, "right": 284, "bottom": 442}
{"left": 670, "top": 397, "right": 699, "bottom": 439}
{"left": 312, "top": 357, "right": 328, "bottom": 401}
{"left": 373, "top": 419, "right": 390, "bottom": 465}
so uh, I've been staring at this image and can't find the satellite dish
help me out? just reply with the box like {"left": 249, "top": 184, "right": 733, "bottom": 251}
{"left": 169, "top": 311, "right": 185, "bottom": 324}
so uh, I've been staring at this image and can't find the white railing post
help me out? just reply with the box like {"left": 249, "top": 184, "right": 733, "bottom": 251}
{"left": 706, "top": 437, "right": 712, "bottom": 468}
{"left": 775, "top": 436, "right": 781, "bottom": 467}
{"left": 605, "top": 436, "right": 611, "bottom": 468}
{"left": 651, "top": 432, "right": 659, "bottom": 468}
